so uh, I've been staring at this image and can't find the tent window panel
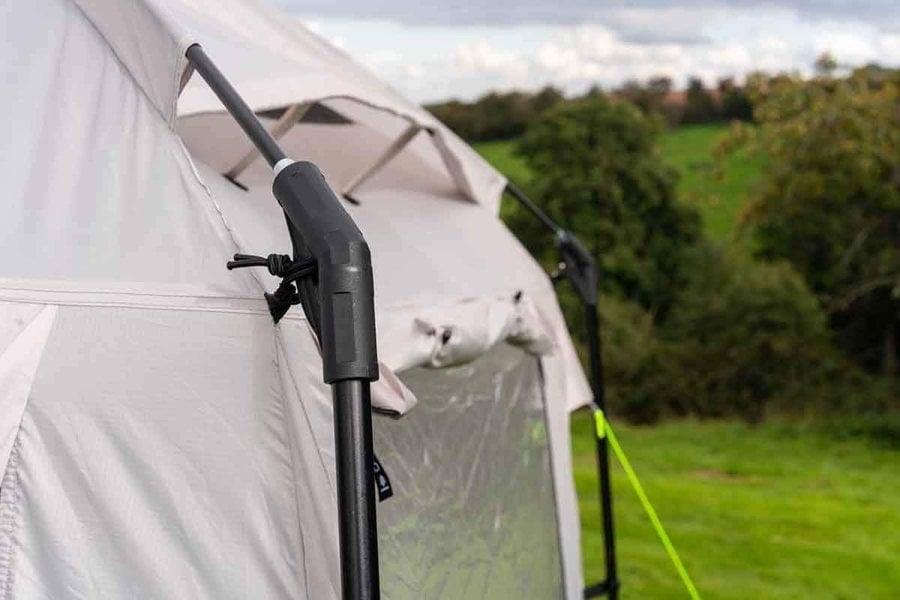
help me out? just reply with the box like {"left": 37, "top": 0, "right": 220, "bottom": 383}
{"left": 375, "top": 343, "right": 565, "bottom": 599}
{"left": 256, "top": 103, "right": 354, "bottom": 125}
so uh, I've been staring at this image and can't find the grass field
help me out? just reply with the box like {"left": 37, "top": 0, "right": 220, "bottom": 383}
{"left": 475, "top": 129, "right": 899, "bottom": 598}
{"left": 476, "top": 124, "right": 763, "bottom": 241}
{"left": 659, "top": 124, "right": 763, "bottom": 241}
{"left": 571, "top": 414, "right": 900, "bottom": 599}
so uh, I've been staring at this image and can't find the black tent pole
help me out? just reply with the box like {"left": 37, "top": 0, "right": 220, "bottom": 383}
{"left": 186, "top": 44, "right": 381, "bottom": 600}
{"left": 505, "top": 183, "right": 619, "bottom": 599}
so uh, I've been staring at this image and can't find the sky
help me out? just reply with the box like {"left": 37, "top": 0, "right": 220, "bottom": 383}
{"left": 269, "top": 1, "right": 900, "bottom": 103}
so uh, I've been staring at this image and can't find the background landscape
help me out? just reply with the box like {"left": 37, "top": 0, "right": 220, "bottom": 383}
{"left": 275, "top": 0, "right": 900, "bottom": 592}
{"left": 430, "top": 65, "right": 899, "bottom": 597}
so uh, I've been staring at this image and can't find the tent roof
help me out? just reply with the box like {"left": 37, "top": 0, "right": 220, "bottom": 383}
{"left": 71, "top": 0, "right": 506, "bottom": 210}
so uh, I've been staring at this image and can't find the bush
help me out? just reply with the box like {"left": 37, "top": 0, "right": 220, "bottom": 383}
{"left": 663, "top": 246, "right": 831, "bottom": 421}
{"left": 596, "top": 297, "right": 664, "bottom": 423}
{"left": 610, "top": 245, "right": 843, "bottom": 423}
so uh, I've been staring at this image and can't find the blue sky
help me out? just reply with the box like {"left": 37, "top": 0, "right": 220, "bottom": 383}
{"left": 268, "top": 1, "right": 900, "bottom": 102}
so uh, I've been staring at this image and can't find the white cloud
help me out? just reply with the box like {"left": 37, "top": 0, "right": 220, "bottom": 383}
{"left": 452, "top": 42, "right": 532, "bottom": 90}
{"left": 455, "top": 42, "right": 521, "bottom": 72}
{"left": 276, "top": 0, "right": 899, "bottom": 35}
{"left": 294, "top": 5, "right": 900, "bottom": 102}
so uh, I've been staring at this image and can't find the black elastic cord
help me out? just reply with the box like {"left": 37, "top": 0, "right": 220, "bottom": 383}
{"left": 226, "top": 253, "right": 317, "bottom": 322}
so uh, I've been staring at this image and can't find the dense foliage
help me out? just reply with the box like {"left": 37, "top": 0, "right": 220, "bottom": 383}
{"left": 511, "top": 96, "right": 701, "bottom": 319}
{"left": 500, "top": 73, "right": 898, "bottom": 423}
{"left": 728, "top": 68, "right": 900, "bottom": 374}
{"left": 426, "top": 86, "right": 564, "bottom": 142}
{"left": 427, "top": 77, "right": 751, "bottom": 142}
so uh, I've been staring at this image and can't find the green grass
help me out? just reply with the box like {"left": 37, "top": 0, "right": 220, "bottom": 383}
{"left": 474, "top": 139, "right": 533, "bottom": 187}
{"left": 659, "top": 124, "right": 763, "bottom": 241}
{"left": 571, "top": 414, "right": 900, "bottom": 599}
{"left": 474, "top": 124, "right": 763, "bottom": 241}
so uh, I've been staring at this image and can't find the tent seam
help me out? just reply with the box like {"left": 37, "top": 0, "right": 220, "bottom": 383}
{"left": 0, "top": 284, "right": 555, "bottom": 314}
{"left": 67, "top": 0, "right": 175, "bottom": 128}
{"left": 0, "top": 296, "right": 275, "bottom": 318}
{"left": 172, "top": 137, "right": 270, "bottom": 295}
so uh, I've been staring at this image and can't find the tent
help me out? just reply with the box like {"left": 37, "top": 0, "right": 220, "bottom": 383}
{"left": 0, "top": 0, "right": 595, "bottom": 598}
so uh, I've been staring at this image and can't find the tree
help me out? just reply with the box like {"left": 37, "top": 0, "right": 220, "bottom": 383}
{"left": 531, "top": 85, "right": 564, "bottom": 113}
{"left": 512, "top": 97, "right": 701, "bottom": 319}
{"left": 814, "top": 51, "right": 838, "bottom": 76}
{"left": 614, "top": 76, "right": 680, "bottom": 124}
{"left": 426, "top": 87, "right": 565, "bottom": 142}
{"left": 732, "top": 70, "right": 900, "bottom": 374}
{"left": 582, "top": 84, "right": 605, "bottom": 100}
{"left": 682, "top": 77, "right": 720, "bottom": 124}
{"left": 718, "top": 77, "right": 753, "bottom": 122}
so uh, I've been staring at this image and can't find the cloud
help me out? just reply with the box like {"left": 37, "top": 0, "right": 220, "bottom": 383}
{"left": 283, "top": 2, "right": 900, "bottom": 102}
{"left": 362, "top": 23, "right": 898, "bottom": 102}
{"left": 275, "top": 0, "right": 899, "bottom": 37}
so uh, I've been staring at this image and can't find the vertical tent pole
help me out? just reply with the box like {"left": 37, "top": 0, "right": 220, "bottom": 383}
{"left": 505, "top": 183, "right": 619, "bottom": 599}
{"left": 582, "top": 302, "right": 619, "bottom": 600}
{"left": 186, "top": 44, "right": 381, "bottom": 600}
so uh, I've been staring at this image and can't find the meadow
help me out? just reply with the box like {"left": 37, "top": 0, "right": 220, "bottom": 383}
{"left": 476, "top": 127, "right": 900, "bottom": 599}
{"left": 572, "top": 414, "right": 900, "bottom": 599}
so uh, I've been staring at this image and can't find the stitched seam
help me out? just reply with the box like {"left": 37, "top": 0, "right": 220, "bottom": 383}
{"left": 0, "top": 296, "right": 278, "bottom": 318}
{"left": 67, "top": 1, "right": 174, "bottom": 127}
{"left": 172, "top": 135, "right": 270, "bottom": 296}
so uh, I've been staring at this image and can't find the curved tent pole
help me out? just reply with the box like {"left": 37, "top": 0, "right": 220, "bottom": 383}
{"left": 504, "top": 183, "right": 620, "bottom": 600}
{"left": 186, "top": 44, "right": 382, "bottom": 600}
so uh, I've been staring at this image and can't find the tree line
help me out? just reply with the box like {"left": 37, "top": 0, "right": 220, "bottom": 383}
{"left": 456, "top": 65, "right": 899, "bottom": 430}
{"left": 426, "top": 76, "right": 752, "bottom": 143}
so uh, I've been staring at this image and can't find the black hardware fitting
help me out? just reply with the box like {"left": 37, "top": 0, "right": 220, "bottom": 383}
{"left": 226, "top": 252, "right": 317, "bottom": 323}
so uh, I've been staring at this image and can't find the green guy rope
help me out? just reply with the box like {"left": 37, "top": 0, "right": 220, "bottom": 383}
{"left": 594, "top": 410, "right": 702, "bottom": 600}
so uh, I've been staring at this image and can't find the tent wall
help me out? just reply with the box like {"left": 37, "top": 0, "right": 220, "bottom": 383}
{"left": 0, "top": 0, "right": 256, "bottom": 295}
{"left": 0, "top": 305, "right": 316, "bottom": 599}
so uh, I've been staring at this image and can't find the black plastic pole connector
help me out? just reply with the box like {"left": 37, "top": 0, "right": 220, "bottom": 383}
{"left": 185, "top": 43, "right": 381, "bottom": 600}
{"left": 502, "top": 185, "right": 619, "bottom": 600}
{"left": 273, "top": 161, "right": 379, "bottom": 383}
{"left": 556, "top": 231, "right": 598, "bottom": 306}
